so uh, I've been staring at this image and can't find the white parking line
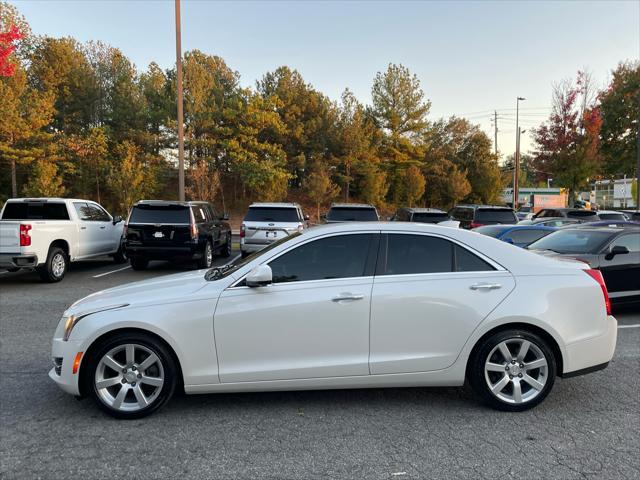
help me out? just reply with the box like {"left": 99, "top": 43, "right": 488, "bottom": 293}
{"left": 618, "top": 324, "right": 640, "bottom": 329}
{"left": 92, "top": 266, "right": 131, "bottom": 278}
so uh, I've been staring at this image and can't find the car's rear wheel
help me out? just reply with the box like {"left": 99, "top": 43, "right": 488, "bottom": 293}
{"left": 197, "top": 240, "right": 214, "bottom": 268}
{"left": 37, "top": 247, "right": 68, "bottom": 282}
{"left": 468, "top": 329, "right": 556, "bottom": 411}
{"left": 220, "top": 232, "right": 232, "bottom": 258}
{"left": 85, "top": 333, "right": 178, "bottom": 419}
{"left": 112, "top": 244, "right": 127, "bottom": 264}
{"left": 130, "top": 257, "right": 148, "bottom": 270}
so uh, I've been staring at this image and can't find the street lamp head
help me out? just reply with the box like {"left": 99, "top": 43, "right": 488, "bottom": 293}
{"left": 517, "top": 97, "right": 526, "bottom": 101}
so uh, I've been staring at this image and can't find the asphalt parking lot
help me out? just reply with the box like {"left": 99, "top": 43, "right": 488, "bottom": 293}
{"left": 1, "top": 253, "right": 639, "bottom": 480}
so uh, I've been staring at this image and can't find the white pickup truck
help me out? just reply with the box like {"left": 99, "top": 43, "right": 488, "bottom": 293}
{"left": 0, "top": 198, "right": 125, "bottom": 282}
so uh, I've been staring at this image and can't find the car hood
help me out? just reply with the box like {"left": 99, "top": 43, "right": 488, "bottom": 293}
{"left": 66, "top": 269, "right": 213, "bottom": 315}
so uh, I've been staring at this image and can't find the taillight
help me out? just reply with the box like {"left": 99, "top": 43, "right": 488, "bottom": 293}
{"left": 584, "top": 269, "right": 611, "bottom": 316}
{"left": 123, "top": 224, "right": 128, "bottom": 237}
{"left": 470, "top": 222, "right": 484, "bottom": 229}
{"left": 190, "top": 222, "right": 198, "bottom": 240}
{"left": 240, "top": 224, "right": 245, "bottom": 238}
{"left": 297, "top": 223, "right": 304, "bottom": 233}
{"left": 19, "top": 224, "right": 32, "bottom": 246}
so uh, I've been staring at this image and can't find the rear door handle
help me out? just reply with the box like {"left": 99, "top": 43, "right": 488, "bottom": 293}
{"left": 470, "top": 283, "right": 502, "bottom": 291}
{"left": 80, "top": 226, "right": 87, "bottom": 230}
{"left": 332, "top": 293, "right": 365, "bottom": 302}
{"left": 100, "top": 226, "right": 106, "bottom": 229}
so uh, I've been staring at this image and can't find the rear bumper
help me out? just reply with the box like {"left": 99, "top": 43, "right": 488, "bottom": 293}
{"left": 240, "top": 241, "right": 270, "bottom": 254}
{"left": 0, "top": 253, "right": 38, "bottom": 268}
{"left": 562, "top": 315, "right": 617, "bottom": 376}
{"left": 124, "top": 244, "right": 201, "bottom": 260}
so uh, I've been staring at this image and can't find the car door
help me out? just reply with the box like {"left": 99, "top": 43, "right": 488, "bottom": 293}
{"left": 72, "top": 202, "right": 101, "bottom": 257}
{"left": 87, "top": 202, "right": 118, "bottom": 254}
{"left": 369, "top": 232, "right": 515, "bottom": 374}
{"left": 598, "top": 232, "right": 640, "bottom": 299}
{"left": 214, "top": 232, "right": 379, "bottom": 383}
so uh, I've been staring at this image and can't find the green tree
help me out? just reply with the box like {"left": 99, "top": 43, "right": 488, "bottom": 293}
{"left": 23, "top": 160, "right": 65, "bottom": 197}
{"left": 305, "top": 161, "right": 340, "bottom": 220}
{"left": 108, "top": 141, "right": 150, "bottom": 214}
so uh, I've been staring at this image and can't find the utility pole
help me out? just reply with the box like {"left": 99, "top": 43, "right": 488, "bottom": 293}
{"left": 636, "top": 95, "right": 640, "bottom": 209}
{"left": 513, "top": 97, "right": 525, "bottom": 209}
{"left": 494, "top": 110, "right": 498, "bottom": 155}
{"left": 175, "top": 0, "right": 185, "bottom": 201}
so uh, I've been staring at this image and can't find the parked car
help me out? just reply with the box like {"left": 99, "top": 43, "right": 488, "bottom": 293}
{"left": 620, "top": 210, "right": 640, "bottom": 222}
{"left": 516, "top": 206, "right": 534, "bottom": 221}
{"left": 51, "top": 222, "right": 616, "bottom": 418}
{"left": 533, "top": 208, "right": 600, "bottom": 222}
{"left": 582, "top": 221, "right": 640, "bottom": 228}
{"left": 390, "top": 207, "right": 452, "bottom": 224}
{"left": 449, "top": 205, "right": 518, "bottom": 229}
{"left": 528, "top": 226, "right": 640, "bottom": 305}
{"left": 123, "top": 200, "right": 231, "bottom": 270}
{"left": 324, "top": 203, "right": 379, "bottom": 223}
{"left": 473, "top": 224, "right": 557, "bottom": 248}
{"left": 518, "top": 217, "right": 581, "bottom": 228}
{"left": 595, "top": 210, "right": 628, "bottom": 222}
{"left": 0, "top": 198, "right": 125, "bottom": 282}
{"left": 240, "top": 202, "right": 307, "bottom": 258}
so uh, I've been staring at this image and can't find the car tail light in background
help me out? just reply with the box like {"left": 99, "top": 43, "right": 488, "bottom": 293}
{"left": 190, "top": 222, "right": 198, "bottom": 240}
{"left": 584, "top": 269, "right": 611, "bottom": 316}
{"left": 19, "top": 224, "right": 32, "bottom": 246}
{"left": 297, "top": 223, "right": 304, "bottom": 233}
{"left": 240, "top": 224, "right": 246, "bottom": 238}
{"left": 470, "top": 222, "right": 484, "bottom": 229}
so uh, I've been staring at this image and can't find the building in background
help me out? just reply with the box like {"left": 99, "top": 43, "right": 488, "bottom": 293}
{"left": 502, "top": 187, "right": 567, "bottom": 212}
{"left": 591, "top": 178, "right": 637, "bottom": 209}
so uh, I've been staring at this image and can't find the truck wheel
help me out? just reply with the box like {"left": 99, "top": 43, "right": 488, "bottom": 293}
{"left": 197, "top": 241, "right": 214, "bottom": 269}
{"left": 220, "top": 233, "right": 232, "bottom": 258}
{"left": 130, "top": 257, "right": 149, "bottom": 271}
{"left": 37, "top": 247, "right": 68, "bottom": 282}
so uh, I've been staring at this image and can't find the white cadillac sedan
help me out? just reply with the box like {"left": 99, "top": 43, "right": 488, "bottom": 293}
{"left": 50, "top": 222, "right": 617, "bottom": 418}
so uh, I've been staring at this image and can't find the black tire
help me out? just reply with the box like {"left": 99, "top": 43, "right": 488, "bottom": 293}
{"left": 6, "top": 267, "right": 20, "bottom": 273}
{"left": 130, "top": 257, "right": 149, "bottom": 270}
{"left": 37, "top": 246, "right": 68, "bottom": 282}
{"left": 83, "top": 332, "right": 178, "bottom": 419}
{"left": 197, "top": 240, "right": 214, "bottom": 269}
{"left": 220, "top": 232, "right": 232, "bottom": 258}
{"left": 468, "top": 329, "right": 556, "bottom": 412}
{"left": 112, "top": 245, "right": 127, "bottom": 264}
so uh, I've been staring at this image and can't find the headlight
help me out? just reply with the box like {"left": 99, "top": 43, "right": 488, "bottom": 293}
{"left": 62, "top": 303, "right": 129, "bottom": 341}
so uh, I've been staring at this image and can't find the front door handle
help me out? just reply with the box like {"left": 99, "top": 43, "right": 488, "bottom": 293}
{"left": 80, "top": 226, "right": 87, "bottom": 230}
{"left": 470, "top": 283, "right": 502, "bottom": 291}
{"left": 100, "top": 226, "right": 106, "bottom": 229}
{"left": 332, "top": 293, "right": 365, "bottom": 302}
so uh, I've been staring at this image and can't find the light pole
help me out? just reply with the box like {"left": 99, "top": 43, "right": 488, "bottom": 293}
{"left": 513, "top": 96, "right": 525, "bottom": 209}
{"left": 175, "top": 0, "right": 185, "bottom": 201}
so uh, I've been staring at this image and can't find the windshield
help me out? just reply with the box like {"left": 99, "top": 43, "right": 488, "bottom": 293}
{"left": 411, "top": 212, "right": 450, "bottom": 223}
{"left": 205, "top": 231, "right": 302, "bottom": 281}
{"left": 244, "top": 207, "right": 300, "bottom": 222}
{"left": 566, "top": 210, "right": 598, "bottom": 218}
{"left": 528, "top": 229, "right": 614, "bottom": 254}
{"left": 327, "top": 207, "right": 378, "bottom": 221}
{"left": 476, "top": 209, "right": 517, "bottom": 224}
{"left": 129, "top": 205, "right": 190, "bottom": 224}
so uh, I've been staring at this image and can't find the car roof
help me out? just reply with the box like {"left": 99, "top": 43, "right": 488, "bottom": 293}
{"left": 135, "top": 200, "right": 206, "bottom": 207}
{"left": 330, "top": 203, "right": 376, "bottom": 209}
{"left": 401, "top": 207, "right": 446, "bottom": 213}
{"left": 454, "top": 204, "right": 513, "bottom": 210}
{"left": 249, "top": 202, "right": 300, "bottom": 208}
{"left": 7, "top": 197, "right": 95, "bottom": 203}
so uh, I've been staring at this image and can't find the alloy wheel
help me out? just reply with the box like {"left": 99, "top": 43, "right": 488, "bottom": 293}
{"left": 205, "top": 242, "right": 213, "bottom": 267}
{"left": 484, "top": 338, "right": 548, "bottom": 404}
{"left": 51, "top": 253, "right": 66, "bottom": 278}
{"left": 94, "top": 343, "right": 165, "bottom": 412}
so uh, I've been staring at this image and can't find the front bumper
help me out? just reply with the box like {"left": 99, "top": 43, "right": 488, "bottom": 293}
{"left": 562, "top": 315, "right": 617, "bottom": 376}
{"left": 49, "top": 337, "right": 84, "bottom": 396}
{"left": 0, "top": 253, "right": 38, "bottom": 268}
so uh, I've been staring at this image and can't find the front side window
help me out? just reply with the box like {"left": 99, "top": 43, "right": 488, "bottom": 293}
{"left": 610, "top": 234, "right": 640, "bottom": 253}
{"left": 268, "top": 234, "right": 374, "bottom": 283}
{"left": 528, "top": 230, "right": 614, "bottom": 254}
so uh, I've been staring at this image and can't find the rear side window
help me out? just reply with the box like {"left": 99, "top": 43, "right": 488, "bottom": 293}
{"left": 327, "top": 207, "right": 378, "bottom": 221}
{"left": 244, "top": 207, "right": 300, "bottom": 222}
{"left": 475, "top": 209, "right": 517, "bottom": 224}
{"left": 192, "top": 206, "right": 207, "bottom": 223}
{"left": 269, "top": 234, "right": 374, "bottom": 283}
{"left": 455, "top": 245, "right": 495, "bottom": 272}
{"left": 411, "top": 212, "right": 450, "bottom": 223}
{"left": 129, "top": 205, "right": 191, "bottom": 224}
{"left": 1, "top": 202, "right": 70, "bottom": 220}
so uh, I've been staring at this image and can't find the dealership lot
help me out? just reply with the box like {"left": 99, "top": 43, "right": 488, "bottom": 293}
{"left": 1, "top": 255, "right": 639, "bottom": 479}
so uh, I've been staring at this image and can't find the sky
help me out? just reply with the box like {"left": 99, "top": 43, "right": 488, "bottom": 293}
{"left": 9, "top": 0, "right": 640, "bottom": 157}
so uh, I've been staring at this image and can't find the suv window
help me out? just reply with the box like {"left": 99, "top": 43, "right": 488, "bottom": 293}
{"left": 475, "top": 208, "right": 517, "bottom": 224}
{"left": 129, "top": 205, "right": 191, "bottom": 224}
{"left": 74, "top": 202, "right": 110, "bottom": 222}
{"left": 269, "top": 234, "right": 373, "bottom": 283}
{"left": 192, "top": 205, "right": 207, "bottom": 223}
{"left": 1, "top": 202, "right": 70, "bottom": 220}
{"left": 245, "top": 207, "right": 300, "bottom": 222}
{"left": 411, "top": 212, "right": 450, "bottom": 223}
{"left": 327, "top": 207, "right": 378, "bottom": 222}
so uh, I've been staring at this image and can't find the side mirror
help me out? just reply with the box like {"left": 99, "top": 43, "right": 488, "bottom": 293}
{"left": 304, "top": 214, "right": 310, "bottom": 221}
{"left": 113, "top": 215, "right": 123, "bottom": 225}
{"left": 222, "top": 213, "right": 229, "bottom": 221}
{"left": 246, "top": 264, "right": 272, "bottom": 287}
{"left": 606, "top": 245, "right": 629, "bottom": 260}
{"left": 504, "top": 237, "right": 514, "bottom": 244}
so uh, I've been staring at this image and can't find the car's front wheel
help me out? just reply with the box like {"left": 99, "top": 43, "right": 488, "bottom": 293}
{"left": 84, "top": 333, "right": 178, "bottom": 419}
{"left": 197, "top": 240, "right": 214, "bottom": 268}
{"left": 468, "top": 329, "right": 556, "bottom": 411}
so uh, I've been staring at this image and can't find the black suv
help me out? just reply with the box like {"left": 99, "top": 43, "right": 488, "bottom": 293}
{"left": 123, "top": 200, "right": 232, "bottom": 270}
{"left": 324, "top": 203, "right": 379, "bottom": 223}
{"left": 391, "top": 207, "right": 451, "bottom": 223}
{"left": 449, "top": 205, "right": 518, "bottom": 229}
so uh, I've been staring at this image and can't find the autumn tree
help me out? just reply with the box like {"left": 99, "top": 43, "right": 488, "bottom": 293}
{"left": 186, "top": 160, "right": 220, "bottom": 204}
{"left": 108, "top": 141, "right": 150, "bottom": 214}
{"left": 23, "top": 160, "right": 65, "bottom": 197}
{"left": 402, "top": 165, "right": 426, "bottom": 207}
{"left": 305, "top": 161, "right": 340, "bottom": 220}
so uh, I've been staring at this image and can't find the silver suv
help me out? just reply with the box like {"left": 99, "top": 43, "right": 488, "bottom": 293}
{"left": 240, "top": 203, "right": 308, "bottom": 257}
